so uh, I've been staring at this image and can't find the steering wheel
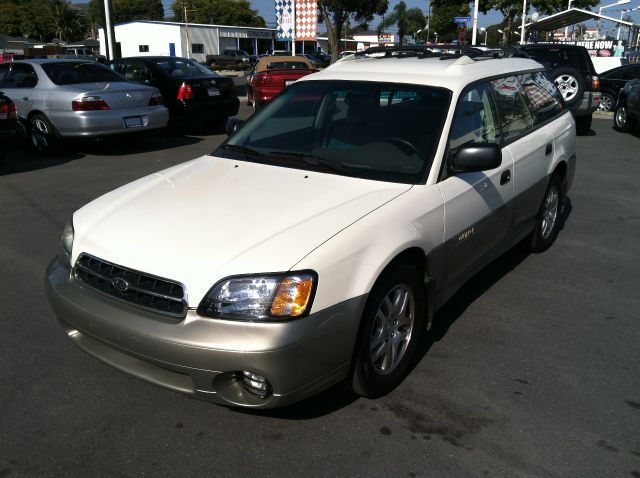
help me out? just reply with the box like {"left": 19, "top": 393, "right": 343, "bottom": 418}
{"left": 380, "top": 137, "right": 421, "bottom": 157}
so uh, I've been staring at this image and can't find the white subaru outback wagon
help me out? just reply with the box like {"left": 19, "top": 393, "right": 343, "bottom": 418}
{"left": 46, "top": 51, "right": 576, "bottom": 408}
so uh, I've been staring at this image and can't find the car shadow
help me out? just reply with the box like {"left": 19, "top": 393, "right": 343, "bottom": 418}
{"left": 73, "top": 131, "right": 205, "bottom": 157}
{"left": 0, "top": 143, "right": 83, "bottom": 176}
{"left": 239, "top": 199, "right": 574, "bottom": 420}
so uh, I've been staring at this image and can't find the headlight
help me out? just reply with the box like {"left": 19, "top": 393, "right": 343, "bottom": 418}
{"left": 60, "top": 216, "right": 74, "bottom": 258}
{"left": 197, "top": 272, "right": 317, "bottom": 321}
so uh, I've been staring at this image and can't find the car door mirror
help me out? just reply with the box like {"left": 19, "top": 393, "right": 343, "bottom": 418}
{"left": 226, "top": 117, "right": 245, "bottom": 136}
{"left": 450, "top": 143, "right": 502, "bottom": 173}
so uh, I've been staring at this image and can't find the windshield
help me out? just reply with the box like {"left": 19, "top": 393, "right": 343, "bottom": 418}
{"left": 42, "top": 62, "right": 125, "bottom": 85}
{"left": 219, "top": 80, "right": 451, "bottom": 184}
{"left": 151, "top": 58, "right": 215, "bottom": 77}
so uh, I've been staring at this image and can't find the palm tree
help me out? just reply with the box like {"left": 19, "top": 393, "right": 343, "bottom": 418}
{"left": 377, "top": 1, "right": 425, "bottom": 46}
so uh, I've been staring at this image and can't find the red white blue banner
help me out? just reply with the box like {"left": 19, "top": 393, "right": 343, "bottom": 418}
{"left": 275, "top": 0, "right": 294, "bottom": 41}
{"left": 295, "top": 0, "right": 317, "bottom": 41}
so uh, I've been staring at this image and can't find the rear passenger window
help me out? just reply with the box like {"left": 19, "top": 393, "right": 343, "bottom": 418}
{"left": 449, "top": 83, "right": 499, "bottom": 152}
{"left": 519, "top": 71, "right": 563, "bottom": 124}
{"left": 491, "top": 76, "right": 535, "bottom": 141}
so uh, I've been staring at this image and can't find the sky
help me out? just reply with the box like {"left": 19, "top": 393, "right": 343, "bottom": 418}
{"left": 161, "top": 1, "right": 640, "bottom": 34}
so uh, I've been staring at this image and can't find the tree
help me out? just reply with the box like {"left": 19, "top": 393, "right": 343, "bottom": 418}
{"left": 318, "top": 0, "right": 388, "bottom": 63}
{"left": 0, "top": 1, "right": 23, "bottom": 37}
{"left": 429, "top": 1, "right": 470, "bottom": 43}
{"left": 88, "top": 0, "right": 164, "bottom": 25}
{"left": 171, "top": 0, "right": 265, "bottom": 27}
{"left": 376, "top": 1, "right": 425, "bottom": 46}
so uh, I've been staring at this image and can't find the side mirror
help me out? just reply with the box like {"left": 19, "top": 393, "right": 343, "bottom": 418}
{"left": 450, "top": 143, "right": 502, "bottom": 173}
{"left": 226, "top": 117, "right": 245, "bottom": 136}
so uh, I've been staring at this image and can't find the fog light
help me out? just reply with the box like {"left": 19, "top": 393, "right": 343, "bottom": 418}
{"left": 240, "top": 371, "right": 272, "bottom": 399}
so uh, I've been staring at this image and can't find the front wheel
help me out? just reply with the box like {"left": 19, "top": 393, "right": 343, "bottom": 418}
{"left": 528, "top": 174, "right": 563, "bottom": 253}
{"left": 614, "top": 101, "right": 632, "bottom": 133}
{"left": 349, "top": 264, "right": 426, "bottom": 398}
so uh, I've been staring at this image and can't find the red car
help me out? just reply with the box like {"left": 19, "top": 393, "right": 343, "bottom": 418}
{"left": 247, "top": 56, "right": 316, "bottom": 111}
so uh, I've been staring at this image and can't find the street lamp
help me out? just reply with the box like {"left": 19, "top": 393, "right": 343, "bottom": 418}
{"left": 617, "top": 6, "right": 640, "bottom": 40}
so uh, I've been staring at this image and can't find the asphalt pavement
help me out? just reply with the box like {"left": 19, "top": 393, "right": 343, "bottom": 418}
{"left": 0, "top": 116, "right": 638, "bottom": 477}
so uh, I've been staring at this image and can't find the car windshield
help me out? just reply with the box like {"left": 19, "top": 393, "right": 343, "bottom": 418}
{"left": 218, "top": 80, "right": 451, "bottom": 184}
{"left": 151, "top": 58, "right": 214, "bottom": 77}
{"left": 42, "top": 62, "right": 125, "bottom": 84}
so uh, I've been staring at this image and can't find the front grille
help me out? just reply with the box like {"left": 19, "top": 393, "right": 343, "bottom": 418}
{"left": 74, "top": 253, "right": 188, "bottom": 317}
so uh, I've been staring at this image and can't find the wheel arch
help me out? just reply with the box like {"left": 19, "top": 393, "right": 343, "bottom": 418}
{"left": 27, "top": 110, "right": 62, "bottom": 138}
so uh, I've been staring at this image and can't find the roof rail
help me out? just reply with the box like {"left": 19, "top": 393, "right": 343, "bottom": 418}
{"left": 357, "top": 45, "right": 530, "bottom": 62}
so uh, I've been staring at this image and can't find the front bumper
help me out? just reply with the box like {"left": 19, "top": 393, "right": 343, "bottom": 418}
{"left": 50, "top": 105, "right": 169, "bottom": 138}
{"left": 45, "top": 257, "right": 365, "bottom": 408}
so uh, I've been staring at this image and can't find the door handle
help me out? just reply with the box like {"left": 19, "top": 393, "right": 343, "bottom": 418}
{"left": 545, "top": 143, "right": 553, "bottom": 156}
{"left": 500, "top": 169, "right": 511, "bottom": 185}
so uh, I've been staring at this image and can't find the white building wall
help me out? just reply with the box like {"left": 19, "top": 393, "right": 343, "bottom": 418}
{"left": 99, "top": 22, "right": 182, "bottom": 58}
{"left": 183, "top": 25, "right": 220, "bottom": 63}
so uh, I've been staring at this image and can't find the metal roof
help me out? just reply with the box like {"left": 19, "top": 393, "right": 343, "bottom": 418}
{"left": 526, "top": 8, "right": 634, "bottom": 31}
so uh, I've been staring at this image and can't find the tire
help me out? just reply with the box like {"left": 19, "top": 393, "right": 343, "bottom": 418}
{"left": 551, "top": 67, "right": 584, "bottom": 107}
{"left": 598, "top": 92, "right": 615, "bottom": 112}
{"left": 614, "top": 101, "right": 632, "bottom": 133}
{"left": 349, "top": 264, "right": 426, "bottom": 398}
{"left": 29, "top": 113, "right": 58, "bottom": 154}
{"left": 528, "top": 174, "right": 563, "bottom": 253}
{"left": 575, "top": 113, "right": 592, "bottom": 135}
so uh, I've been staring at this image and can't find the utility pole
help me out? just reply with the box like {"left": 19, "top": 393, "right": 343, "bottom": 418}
{"left": 291, "top": 0, "right": 296, "bottom": 55}
{"left": 103, "top": 0, "right": 115, "bottom": 60}
{"left": 182, "top": 1, "right": 192, "bottom": 59}
{"left": 426, "top": 4, "right": 431, "bottom": 43}
{"left": 472, "top": 0, "right": 479, "bottom": 45}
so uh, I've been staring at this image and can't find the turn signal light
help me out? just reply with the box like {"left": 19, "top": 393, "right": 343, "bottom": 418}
{"left": 177, "top": 82, "right": 193, "bottom": 100}
{"left": 270, "top": 275, "right": 314, "bottom": 317}
{"left": 72, "top": 96, "right": 110, "bottom": 111}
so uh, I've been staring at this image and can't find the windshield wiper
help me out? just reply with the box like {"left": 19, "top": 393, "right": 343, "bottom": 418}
{"left": 219, "top": 144, "right": 264, "bottom": 158}
{"left": 268, "top": 151, "right": 354, "bottom": 174}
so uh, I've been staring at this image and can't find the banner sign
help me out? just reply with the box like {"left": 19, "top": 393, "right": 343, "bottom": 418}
{"left": 295, "top": 0, "right": 317, "bottom": 41}
{"left": 275, "top": 0, "right": 294, "bottom": 41}
{"left": 540, "top": 40, "right": 627, "bottom": 57}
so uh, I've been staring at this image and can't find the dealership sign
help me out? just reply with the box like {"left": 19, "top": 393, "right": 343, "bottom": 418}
{"left": 540, "top": 40, "right": 627, "bottom": 57}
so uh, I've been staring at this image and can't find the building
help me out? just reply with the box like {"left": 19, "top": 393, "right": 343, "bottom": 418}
{"left": 99, "top": 20, "right": 326, "bottom": 62}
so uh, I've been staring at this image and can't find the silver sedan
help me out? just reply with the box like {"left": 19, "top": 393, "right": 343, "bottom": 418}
{"left": 0, "top": 59, "right": 169, "bottom": 153}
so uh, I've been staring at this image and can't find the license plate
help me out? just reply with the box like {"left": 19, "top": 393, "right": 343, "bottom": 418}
{"left": 207, "top": 87, "right": 220, "bottom": 96}
{"left": 124, "top": 116, "right": 143, "bottom": 128}
{"left": 284, "top": 80, "right": 295, "bottom": 87}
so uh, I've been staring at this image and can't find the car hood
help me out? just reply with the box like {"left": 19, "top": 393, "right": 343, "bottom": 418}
{"left": 72, "top": 155, "right": 411, "bottom": 306}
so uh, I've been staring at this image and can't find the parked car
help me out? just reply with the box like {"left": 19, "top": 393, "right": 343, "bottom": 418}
{"left": 306, "top": 50, "right": 331, "bottom": 65}
{"left": 46, "top": 51, "right": 576, "bottom": 409}
{"left": 108, "top": 56, "right": 239, "bottom": 127}
{"left": 206, "top": 49, "right": 258, "bottom": 66}
{"left": 0, "top": 91, "right": 23, "bottom": 158}
{"left": 0, "top": 59, "right": 168, "bottom": 153}
{"left": 297, "top": 53, "right": 323, "bottom": 68}
{"left": 613, "top": 77, "right": 640, "bottom": 133}
{"left": 246, "top": 55, "right": 316, "bottom": 111}
{"left": 516, "top": 44, "right": 600, "bottom": 135}
{"left": 598, "top": 63, "right": 640, "bottom": 112}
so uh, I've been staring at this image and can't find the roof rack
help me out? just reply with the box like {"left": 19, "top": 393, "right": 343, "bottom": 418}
{"left": 357, "top": 45, "right": 530, "bottom": 61}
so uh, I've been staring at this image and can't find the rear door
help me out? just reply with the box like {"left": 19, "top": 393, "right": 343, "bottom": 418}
{"left": 437, "top": 82, "right": 514, "bottom": 287}
{"left": 1, "top": 63, "right": 38, "bottom": 119}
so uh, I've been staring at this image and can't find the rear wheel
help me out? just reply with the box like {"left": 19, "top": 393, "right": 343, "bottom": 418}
{"left": 575, "top": 114, "right": 592, "bottom": 135}
{"left": 528, "top": 174, "right": 563, "bottom": 253}
{"left": 29, "top": 113, "right": 58, "bottom": 154}
{"left": 350, "top": 264, "right": 425, "bottom": 398}
{"left": 598, "top": 92, "right": 615, "bottom": 112}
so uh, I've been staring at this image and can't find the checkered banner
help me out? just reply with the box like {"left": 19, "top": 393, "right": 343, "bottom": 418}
{"left": 275, "top": 0, "right": 294, "bottom": 40}
{"left": 295, "top": 0, "right": 317, "bottom": 41}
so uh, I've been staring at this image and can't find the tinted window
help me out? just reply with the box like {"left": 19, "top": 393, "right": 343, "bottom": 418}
{"left": 222, "top": 80, "right": 451, "bottom": 184}
{"left": 492, "top": 76, "right": 535, "bottom": 141}
{"left": 150, "top": 58, "right": 213, "bottom": 77}
{"left": 4, "top": 63, "right": 38, "bottom": 88}
{"left": 519, "top": 71, "right": 563, "bottom": 124}
{"left": 122, "top": 61, "right": 154, "bottom": 84}
{"left": 42, "top": 62, "right": 125, "bottom": 84}
{"left": 449, "top": 83, "right": 499, "bottom": 152}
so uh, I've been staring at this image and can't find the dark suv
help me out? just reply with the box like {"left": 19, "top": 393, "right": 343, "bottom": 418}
{"left": 517, "top": 44, "right": 601, "bottom": 135}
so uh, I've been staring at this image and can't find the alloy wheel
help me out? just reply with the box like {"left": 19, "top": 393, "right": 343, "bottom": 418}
{"left": 616, "top": 104, "right": 628, "bottom": 128}
{"left": 30, "top": 117, "right": 50, "bottom": 151}
{"left": 599, "top": 94, "right": 613, "bottom": 112}
{"left": 541, "top": 183, "right": 559, "bottom": 240}
{"left": 554, "top": 74, "right": 579, "bottom": 103}
{"left": 369, "top": 284, "right": 415, "bottom": 375}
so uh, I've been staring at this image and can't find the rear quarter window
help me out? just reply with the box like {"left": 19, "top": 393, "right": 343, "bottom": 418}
{"left": 519, "top": 71, "right": 564, "bottom": 124}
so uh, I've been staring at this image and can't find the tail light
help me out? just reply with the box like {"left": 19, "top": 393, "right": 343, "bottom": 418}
{"left": 591, "top": 75, "right": 600, "bottom": 90}
{"left": 254, "top": 73, "right": 273, "bottom": 87}
{"left": 0, "top": 99, "right": 17, "bottom": 119}
{"left": 177, "top": 82, "right": 193, "bottom": 100}
{"left": 148, "top": 91, "right": 163, "bottom": 106}
{"left": 72, "top": 96, "right": 110, "bottom": 111}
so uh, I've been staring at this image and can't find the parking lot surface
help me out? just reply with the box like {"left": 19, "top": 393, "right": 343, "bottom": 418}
{"left": 1, "top": 116, "right": 638, "bottom": 477}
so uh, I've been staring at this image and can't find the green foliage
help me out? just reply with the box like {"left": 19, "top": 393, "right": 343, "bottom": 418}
{"left": 0, "top": 0, "right": 88, "bottom": 42}
{"left": 429, "top": 1, "right": 470, "bottom": 42}
{"left": 88, "top": 0, "right": 164, "bottom": 24}
{"left": 376, "top": 1, "right": 425, "bottom": 46}
{"left": 318, "top": 0, "right": 388, "bottom": 62}
{"left": 171, "top": 0, "right": 265, "bottom": 27}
